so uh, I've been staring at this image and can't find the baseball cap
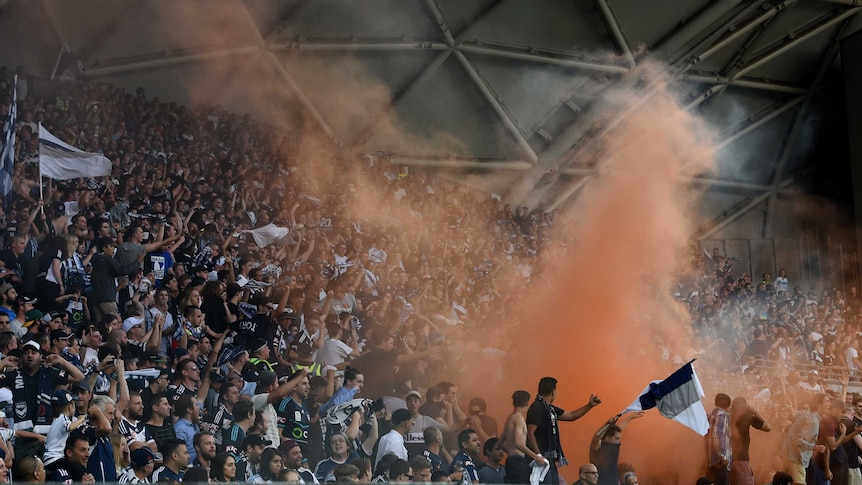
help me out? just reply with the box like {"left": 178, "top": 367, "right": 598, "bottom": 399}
{"left": 122, "top": 315, "right": 145, "bottom": 332}
{"left": 23, "top": 309, "right": 42, "bottom": 328}
{"left": 278, "top": 308, "right": 298, "bottom": 321}
{"left": 130, "top": 447, "right": 157, "bottom": 469}
{"left": 21, "top": 296, "right": 37, "bottom": 305}
{"left": 405, "top": 390, "right": 422, "bottom": 401}
{"left": 291, "top": 341, "right": 313, "bottom": 357}
{"left": 71, "top": 382, "right": 92, "bottom": 394}
{"left": 243, "top": 434, "right": 272, "bottom": 449}
{"left": 50, "top": 329, "right": 73, "bottom": 341}
{"left": 51, "top": 389, "right": 79, "bottom": 407}
{"left": 279, "top": 439, "right": 300, "bottom": 455}
{"left": 217, "top": 346, "right": 248, "bottom": 368}
{"left": 250, "top": 337, "right": 268, "bottom": 354}
{"left": 241, "top": 362, "right": 260, "bottom": 383}
{"left": 21, "top": 340, "right": 41, "bottom": 353}
{"left": 141, "top": 350, "right": 167, "bottom": 364}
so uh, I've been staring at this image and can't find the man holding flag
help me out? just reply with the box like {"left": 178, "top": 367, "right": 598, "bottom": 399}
{"left": 526, "top": 376, "right": 602, "bottom": 485}
{"left": 589, "top": 411, "right": 644, "bottom": 485}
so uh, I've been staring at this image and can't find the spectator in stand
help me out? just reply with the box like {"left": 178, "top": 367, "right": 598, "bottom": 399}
{"left": 152, "top": 438, "right": 190, "bottom": 482}
{"left": 589, "top": 412, "right": 643, "bottom": 485}
{"left": 192, "top": 430, "right": 218, "bottom": 471}
{"left": 375, "top": 408, "right": 412, "bottom": 468}
{"left": 89, "top": 237, "right": 144, "bottom": 322}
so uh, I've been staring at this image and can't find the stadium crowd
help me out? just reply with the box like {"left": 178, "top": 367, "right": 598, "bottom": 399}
{"left": 0, "top": 72, "right": 568, "bottom": 484}
{"left": 0, "top": 69, "right": 859, "bottom": 485}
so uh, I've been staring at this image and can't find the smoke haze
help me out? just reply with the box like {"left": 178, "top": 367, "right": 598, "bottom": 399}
{"left": 87, "top": 6, "right": 740, "bottom": 482}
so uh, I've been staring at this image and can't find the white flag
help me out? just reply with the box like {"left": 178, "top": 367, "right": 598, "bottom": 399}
{"left": 244, "top": 223, "right": 290, "bottom": 248}
{"left": 39, "top": 123, "right": 112, "bottom": 180}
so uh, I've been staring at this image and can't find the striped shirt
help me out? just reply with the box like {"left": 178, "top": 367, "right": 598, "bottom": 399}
{"left": 118, "top": 467, "right": 150, "bottom": 483}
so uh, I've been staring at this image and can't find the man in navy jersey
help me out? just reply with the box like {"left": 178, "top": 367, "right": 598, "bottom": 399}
{"left": 277, "top": 372, "right": 312, "bottom": 454}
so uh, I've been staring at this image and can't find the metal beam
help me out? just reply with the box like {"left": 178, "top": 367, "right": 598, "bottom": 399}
{"left": 733, "top": 6, "right": 861, "bottom": 79}
{"left": 424, "top": 0, "right": 456, "bottom": 46}
{"left": 694, "top": 169, "right": 810, "bottom": 239}
{"left": 402, "top": 159, "right": 774, "bottom": 194}
{"left": 762, "top": 19, "right": 849, "bottom": 236}
{"left": 269, "top": 40, "right": 449, "bottom": 51}
{"left": 692, "top": 0, "right": 799, "bottom": 66}
{"left": 84, "top": 46, "right": 262, "bottom": 77}
{"left": 557, "top": 167, "right": 775, "bottom": 192}
{"left": 77, "top": 1, "right": 145, "bottom": 64}
{"left": 714, "top": 96, "right": 805, "bottom": 150}
{"left": 350, "top": 49, "right": 452, "bottom": 148}
{"left": 421, "top": 0, "right": 539, "bottom": 163}
{"left": 263, "top": 0, "right": 312, "bottom": 43}
{"left": 679, "top": 72, "right": 808, "bottom": 94}
{"left": 548, "top": 176, "right": 592, "bottom": 210}
{"left": 694, "top": 9, "right": 784, "bottom": 111}
{"left": 390, "top": 155, "right": 533, "bottom": 170}
{"left": 593, "top": 0, "right": 636, "bottom": 67}
{"left": 652, "top": 0, "right": 748, "bottom": 61}
{"left": 694, "top": 191, "right": 772, "bottom": 239}
{"left": 451, "top": 0, "right": 507, "bottom": 40}
{"left": 352, "top": 0, "right": 507, "bottom": 151}
{"left": 663, "top": 0, "right": 774, "bottom": 69}
{"left": 683, "top": 177, "right": 774, "bottom": 192}
{"left": 452, "top": 50, "right": 538, "bottom": 163}
{"left": 36, "top": 0, "right": 68, "bottom": 54}
{"left": 458, "top": 43, "right": 630, "bottom": 74}
{"left": 265, "top": 51, "right": 343, "bottom": 146}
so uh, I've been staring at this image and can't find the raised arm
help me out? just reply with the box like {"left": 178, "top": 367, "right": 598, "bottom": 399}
{"left": 559, "top": 394, "right": 601, "bottom": 421}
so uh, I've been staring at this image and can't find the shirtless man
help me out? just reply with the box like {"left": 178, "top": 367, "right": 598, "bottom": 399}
{"left": 502, "top": 390, "right": 548, "bottom": 484}
{"left": 730, "top": 396, "right": 771, "bottom": 485}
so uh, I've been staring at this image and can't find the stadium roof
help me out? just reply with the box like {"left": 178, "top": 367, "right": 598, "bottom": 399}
{"left": 2, "top": 0, "right": 860, "bottom": 239}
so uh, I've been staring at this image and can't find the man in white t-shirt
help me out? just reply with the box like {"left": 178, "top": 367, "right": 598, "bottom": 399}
{"left": 149, "top": 288, "right": 176, "bottom": 355}
{"left": 316, "top": 320, "right": 360, "bottom": 368}
{"left": 847, "top": 337, "right": 862, "bottom": 375}
{"left": 375, "top": 408, "right": 412, "bottom": 468}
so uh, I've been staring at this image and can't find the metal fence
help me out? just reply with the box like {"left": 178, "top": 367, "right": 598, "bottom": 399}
{"left": 700, "top": 229, "right": 862, "bottom": 296}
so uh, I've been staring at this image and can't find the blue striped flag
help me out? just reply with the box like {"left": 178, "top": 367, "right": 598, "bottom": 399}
{"left": 622, "top": 360, "right": 709, "bottom": 435}
{"left": 0, "top": 75, "right": 16, "bottom": 204}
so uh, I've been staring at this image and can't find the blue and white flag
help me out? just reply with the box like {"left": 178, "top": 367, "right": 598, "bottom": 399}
{"left": 38, "top": 123, "right": 111, "bottom": 180}
{"left": 0, "top": 75, "right": 17, "bottom": 203}
{"left": 622, "top": 360, "right": 709, "bottom": 435}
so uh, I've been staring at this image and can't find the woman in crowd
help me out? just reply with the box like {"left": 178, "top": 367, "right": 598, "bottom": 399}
{"left": 253, "top": 448, "right": 284, "bottom": 483}
{"left": 210, "top": 453, "right": 237, "bottom": 483}
{"left": 314, "top": 432, "right": 359, "bottom": 482}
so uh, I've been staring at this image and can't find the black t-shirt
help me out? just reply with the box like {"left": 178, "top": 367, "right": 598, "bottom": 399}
{"left": 843, "top": 416, "right": 859, "bottom": 469}
{"left": 201, "top": 295, "right": 228, "bottom": 334}
{"left": 525, "top": 399, "right": 563, "bottom": 456}
{"left": 145, "top": 421, "right": 177, "bottom": 450}
{"left": 0, "top": 249, "right": 22, "bottom": 279}
{"left": 589, "top": 441, "right": 620, "bottom": 485}
{"left": 351, "top": 349, "right": 399, "bottom": 399}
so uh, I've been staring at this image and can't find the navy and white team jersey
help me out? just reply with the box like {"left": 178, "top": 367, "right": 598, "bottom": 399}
{"left": 118, "top": 417, "right": 150, "bottom": 445}
{"left": 276, "top": 396, "right": 310, "bottom": 447}
{"left": 151, "top": 465, "right": 184, "bottom": 483}
{"left": 118, "top": 467, "right": 151, "bottom": 484}
{"left": 221, "top": 423, "right": 246, "bottom": 458}
{"left": 450, "top": 451, "right": 479, "bottom": 483}
{"left": 0, "top": 366, "right": 69, "bottom": 434}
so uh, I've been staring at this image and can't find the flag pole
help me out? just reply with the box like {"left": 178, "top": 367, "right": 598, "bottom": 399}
{"left": 37, "top": 123, "right": 43, "bottom": 215}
